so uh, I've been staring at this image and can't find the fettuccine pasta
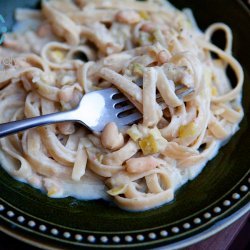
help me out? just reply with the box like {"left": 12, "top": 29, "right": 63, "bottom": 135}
{"left": 0, "top": 0, "right": 244, "bottom": 211}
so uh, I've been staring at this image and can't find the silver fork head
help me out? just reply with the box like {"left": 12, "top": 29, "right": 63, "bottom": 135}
{"left": 78, "top": 82, "right": 193, "bottom": 132}
{"left": 78, "top": 88, "right": 142, "bottom": 132}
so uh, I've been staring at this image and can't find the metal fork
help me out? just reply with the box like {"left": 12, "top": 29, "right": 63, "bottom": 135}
{"left": 0, "top": 85, "right": 193, "bottom": 138}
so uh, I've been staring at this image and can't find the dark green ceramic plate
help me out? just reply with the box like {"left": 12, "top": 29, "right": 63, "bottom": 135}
{"left": 0, "top": 0, "right": 249, "bottom": 249}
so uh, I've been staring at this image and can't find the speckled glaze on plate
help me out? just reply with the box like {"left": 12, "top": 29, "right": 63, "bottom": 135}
{"left": 0, "top": 0, "right": 249, "bottom": 249}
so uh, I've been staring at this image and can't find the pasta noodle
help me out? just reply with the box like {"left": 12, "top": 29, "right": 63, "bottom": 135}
{"left": 0, "top": 0, "right": 244, "bottom": 211}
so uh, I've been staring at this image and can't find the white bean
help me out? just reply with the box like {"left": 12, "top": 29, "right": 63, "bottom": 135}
{"left": 37, "top": 23, "right": 51, "bottom": 37}
{"left": 157, "top": 50, "right": 170, "bottom": 64}
{"left": 101, "top": 122, "right": 124, "bottom": 151}
{"left": 116, "top": 10, "right": 141, "bottom": 24}
{"left": 126, "top": 156, "right": 163, "bottom": 173}
{"left": 141, "top": 23, "right": 154, "bottom": 32}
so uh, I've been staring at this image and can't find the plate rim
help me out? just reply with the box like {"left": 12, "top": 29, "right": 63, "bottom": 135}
{"left": 0, "top": 172, "right": 249, "bottom": 249}
{"left": 1, "top": 201, "right": 249, "bottom": 250}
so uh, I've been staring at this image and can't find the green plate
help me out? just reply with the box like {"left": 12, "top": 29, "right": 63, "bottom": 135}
{"left": 0, "top": 0, "right": 249, "bottom": 249}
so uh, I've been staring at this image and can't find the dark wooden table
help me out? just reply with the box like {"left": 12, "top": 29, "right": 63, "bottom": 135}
{"left": 0, "top": 213, "right": 249, "bottom": 250}
{"left": 186, "top": 213, "right": 249, "bottom": 250}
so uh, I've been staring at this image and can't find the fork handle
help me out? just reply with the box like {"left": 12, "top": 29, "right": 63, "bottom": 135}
{"left": 0, "top": 109, "right": 79, "bottom": 138}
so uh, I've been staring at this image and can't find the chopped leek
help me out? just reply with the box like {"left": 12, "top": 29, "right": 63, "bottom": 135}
{"left": 50, "top": 50, "right": 65, "bottom": 63}
{"left": 139, "top": 134, "right": 159, "bottom": 155}
{"left": 211, "top": 86, "right": 218, "bottom": 96}
{"left": 47, "top": 187, "right": 58, "bottom": 197}
{"left": 179, "top": 122, "right": 197, "bottom": 138}
{"left": 132, "top": 63, "right": 144, "bottom": 76}
{"left": 153, "top": 29, "right": 162, "bottom": 42}
{"left": 107, "top": 185, "right": 128, "bottom": 196}
{"left": 127, "top": 124, "right": 142, "bottom": 141}
{"left": 149, "top": 127, "right": 162, "bottom": 139}
{"left": 139, "top": 10, "right": 150, "bottom": 20}
{"left": 96, "top": 153, "right": 104, "bottom": 163}
{"left": 139, "top": 32, "right": 155, "bottom": 46}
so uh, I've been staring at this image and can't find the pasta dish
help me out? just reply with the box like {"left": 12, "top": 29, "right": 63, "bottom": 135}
{"left": 0, "top": 0, "right": 244, "bottom": 211}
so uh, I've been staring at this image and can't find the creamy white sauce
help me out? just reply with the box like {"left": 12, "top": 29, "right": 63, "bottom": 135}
{"left": 0, "top": 120, "right": 239, "bottom": 207}
{"left": 0, "top": 149, "right": 107, "bottom": 201}
{"left": 179, "top": 141, "right": 221, "bottom": 185}
{"left": 0, "top": 136, "right": 229, "bottom": 205}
